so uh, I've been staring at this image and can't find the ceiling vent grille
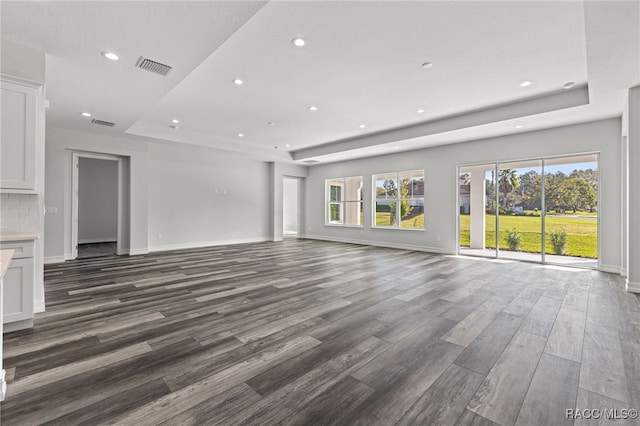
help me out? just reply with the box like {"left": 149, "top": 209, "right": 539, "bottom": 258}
{"left": 135, "top": 57, "right": 173, "bottom": 76}
{"left": 91, "top": 119, "right": 115, "bottom": 127}
{"left": 302, "top": 160, "right": 320, "bottom": 164}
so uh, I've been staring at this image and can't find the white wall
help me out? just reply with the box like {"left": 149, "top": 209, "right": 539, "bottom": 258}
{"left": 283, "top": 177, "right": 299, "bottom": 233}
{"left": 625, "top": 86, "right": 640, "bottom": 292}
{"left": 45, "top": 126, "right": 281, "bottom": 260}
{"left": 78, "top": 158, "right": 118, "bottom": 243}
{"left": 304, "top": 118, "right": 622, "bottom": 272}
{"left": 147, "top": 141, "right": 271, "bottom": 251}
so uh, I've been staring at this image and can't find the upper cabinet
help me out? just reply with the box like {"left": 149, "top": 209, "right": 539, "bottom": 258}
{"left": 1, "top": 79, "right": 41, "bottom": 191}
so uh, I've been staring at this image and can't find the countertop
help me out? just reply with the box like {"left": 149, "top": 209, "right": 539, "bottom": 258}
{"left": 0, "top": 233, "right": 39, "bottom": 242}
{"left": 0, "top": 249, "right": 14, "bottom": 279}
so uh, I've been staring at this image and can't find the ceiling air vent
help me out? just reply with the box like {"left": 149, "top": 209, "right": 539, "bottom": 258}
{"left": 302, "top": 160, "right": 320, "bottom": 164}
{"left": 135, "top": 57, "right": 173, "bottom": 76}
{"left": 91, "top": 119, "right": 115, "bottom": 127}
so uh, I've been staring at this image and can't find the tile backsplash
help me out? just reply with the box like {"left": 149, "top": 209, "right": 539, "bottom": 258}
{"left": 0, "top": 193, "right": 42, "bottom": 233}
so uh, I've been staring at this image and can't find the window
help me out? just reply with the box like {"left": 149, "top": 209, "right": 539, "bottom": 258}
{"left": 373, "top": 170, "right": 424, "bottom": 229}
{"left": 325, "top": 176, "right": 363, "bottom": 226}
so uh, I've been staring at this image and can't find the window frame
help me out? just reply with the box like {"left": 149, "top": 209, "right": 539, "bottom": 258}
{"left": 324, "top": 176, "right": 364, "bottom": 227}
{"left": 372, "top": 169, "right": 425, "bottom": 231}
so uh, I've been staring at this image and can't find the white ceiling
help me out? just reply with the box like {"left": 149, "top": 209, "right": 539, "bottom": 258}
{"left": 2, "top": 1, "right": 639, "bottom": 164}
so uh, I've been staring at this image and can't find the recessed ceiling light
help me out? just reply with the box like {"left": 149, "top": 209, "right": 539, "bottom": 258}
{"left": 394, "top": 146, "right": 400, "bottom": 150}
{"left": 359, "top": 124, "right": 366, "bottom": 129}
{"left": 515, "top": 124, "right": 524, "bottom": 129}
{"left": 421, "top": 62, "right": 433, "bottom": 69}
{"left": 309, "top": 106, "right": 318, "bottom": 111}
{"left": 238, "top": 133, "right": 244, "bottom": 138}
{"left": 101, "top": 51, "right": 119, "bottom": 61}
{"left": 171, "top": 119, "right": 180, "bottom": 124}
{"left": 417, "top": 109, "right": 425, "bottom": 114}
{"left": 169, "top": 125, "right": 179, "bottom": 130}
{"left": 80, "top": 112, "right": 92, "bottom": 117}
{"left": 274, "top": 145, "right": 279, "bottom": 149}
{"left": 267, "top": 121, "right": 275, "bottom": 126}
{"left": 285, "top": 144, "right": 291, "bottom": 147}
{"left": 233, "top": 78, "right": 244, "bottom": 86}
{"left": 564, "top": 82, "right": 575, "bottom": 89}
{"left": 519, "top": 81, "right": 532, "bottom": 87}
{"left": 292, "top": 37, "right": 306, "bottom": 47}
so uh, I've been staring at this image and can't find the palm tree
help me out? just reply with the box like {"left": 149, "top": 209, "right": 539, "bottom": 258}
{"left": 498, "top": 169, "right": 519, "bottom": 209}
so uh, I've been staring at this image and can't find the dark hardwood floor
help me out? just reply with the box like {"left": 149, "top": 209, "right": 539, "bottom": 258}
{"left": 1, "top": 239, "right": 639, "bottom": 425}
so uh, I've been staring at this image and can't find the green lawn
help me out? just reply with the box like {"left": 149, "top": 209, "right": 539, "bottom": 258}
{"left": 460, "top": 214, "right": 597, "bottom": 258}
{"left": 375, "top": 212, "right": 424, "bottom": 229}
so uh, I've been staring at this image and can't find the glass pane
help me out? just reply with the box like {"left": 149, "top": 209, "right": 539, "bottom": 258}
{"left": 344, "top": 202, "right": 363, "bottom": 226}
{"left": 459, "top": 165, "right": 496, "bottom": 258}
{"left": 399, "top": 170, "right": 424, "bottom": 229}
{"left": 485, "top": 168, "right": 497, "bottom": 257}
{"left": 544, "top": 154, "right": 598, "bottom": 267}
{"left": 374, "top": 173, "right": 397, "bottom": 200}
{"left": 374, "top": 173, "right": 397, "bottom": 227}
{"left": 375, "top": 201, "right": 396, "bottom": 227}
{"left": 497, "top": 161, "right": 543, "bottom": 262}
{"left": 345, "top": 177, "right": 363, "bottom": 201}
{"left": 327, "top": 202, "right": 343, "bottom": 224}
{"left": 326, "top": 178, "right": 344, "bottom": 202}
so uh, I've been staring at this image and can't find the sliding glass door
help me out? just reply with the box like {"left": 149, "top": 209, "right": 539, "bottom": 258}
{"left": 459, "top": 165, "right": 496, "bottom": 258}
{"left": 543, "top": 154, "right": 598, "bottom": 267}
{"left": 497, "top": 160, "right": 542, "bottom": 262}
{"left": 459, "top": 154, "right": 598, "bottom": 268}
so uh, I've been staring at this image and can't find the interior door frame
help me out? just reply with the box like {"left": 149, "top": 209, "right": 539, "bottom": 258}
{"left": 71, "top": 152, "right": 125, "bottom": 259}
{"left": 283, "top": 175, "right": 303, "bottom": 237}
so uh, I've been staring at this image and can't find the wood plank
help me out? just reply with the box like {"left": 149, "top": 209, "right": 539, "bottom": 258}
{"left": 107, "top": 334, "right": 322, "bottom": 425}
{"left": 280, "top": 375, "right": 375, "bottom": 426}
{"left": 348, "top": 338, "right": 464, "bottom": 425}
{"left": 580, "top": 322, "right": 630, "bottom": 403}
{"left": 467, "top": 330, "right": 547, "bottom": 426}
{"left": 159, "top": 383, "right": 263, "bottom": 426}
{"left": 454, "top": 312, "right": 523, "bottom": 375}
{"left": 544, "top": 306, "right": 586, "bottom": 362}
{"left": 515, "top": 353, "right": 581, "bottom": 426}
{"left": 397, "top": 364, "right": 485, "bottom": 426}
{"left": 442, "top": 299, "right": 508, "bottom": 347}
{"left": 519, "top": 296, "right": 563, "bottom": 337}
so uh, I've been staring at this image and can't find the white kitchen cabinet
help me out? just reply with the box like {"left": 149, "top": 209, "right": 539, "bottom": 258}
{"left": 1, "top": 240, "right": 34, "bottom": 330}
{"left": 1, "top": 79, "right": 38, "bottom": 191}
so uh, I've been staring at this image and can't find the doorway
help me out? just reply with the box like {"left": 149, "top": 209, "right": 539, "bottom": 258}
{"left": 459, "top": 153, "right": 599, "bottom": 268}
{"left": 71, "top": 152, "right": 129, "bottom": 259}
{"left": 283, "top": 177, "right": 300, "bottom": 237}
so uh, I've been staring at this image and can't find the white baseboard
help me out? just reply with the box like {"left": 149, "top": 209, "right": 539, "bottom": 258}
{"left": 303, "top": 234, "right": 456, "bottom": 255}
{"left": 117, "top": 248, "right": 130, "bottom": 256}
{"left": 64, "top": 253, "right": 74, "bottom": 261}
{"left": 78, "top": 237, "right": 117, "bottom": 244}
{"left": 600, "top": 264, "right": 621, "bottom": 274}
{"left": 34, "top": 299, "right": 45, "bottom": 313}
{"left": 626, "top": 280, "right": 640, "bottom": 293}
{"left": 621, "top": 268, "right": 628, "bottom": 277}
{"left": 129, "top": 248, "right": 149, "bottom": 256}
{"left": 148, "top": 237, "right": 270, "bottom": 253}
{"left": 44, "top": 256, "right": 66, "bottom": 264}
{"left": 4, "top": 319, "right": 34, "bottom": 332}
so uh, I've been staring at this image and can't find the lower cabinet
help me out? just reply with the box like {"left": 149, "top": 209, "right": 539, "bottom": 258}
{"left": 2, "top": 240, "right": 34, "bottom": 330}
